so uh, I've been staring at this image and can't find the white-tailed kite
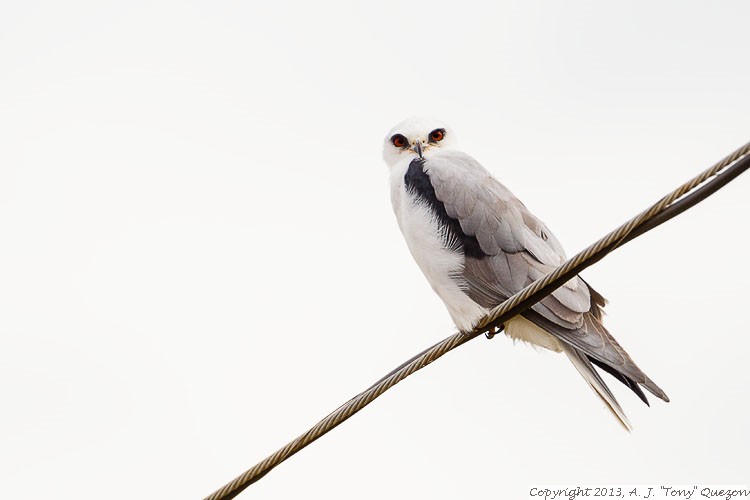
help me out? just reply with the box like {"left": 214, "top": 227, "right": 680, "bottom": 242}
{"left": 383, "top": 117, "right": 668, "bottom": 430}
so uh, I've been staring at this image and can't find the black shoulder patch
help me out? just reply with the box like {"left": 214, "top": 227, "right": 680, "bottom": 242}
{"left": 404, "top": 159, "right": 486, "bottom": 259}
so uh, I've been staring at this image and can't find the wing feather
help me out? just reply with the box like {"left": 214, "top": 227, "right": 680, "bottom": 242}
{"left": 423, "top": 150, "right": 668, "bottom": 403}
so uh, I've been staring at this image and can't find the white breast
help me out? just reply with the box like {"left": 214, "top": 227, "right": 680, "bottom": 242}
{"left": 389, "top": 161, "right": 487, "bottom": 332}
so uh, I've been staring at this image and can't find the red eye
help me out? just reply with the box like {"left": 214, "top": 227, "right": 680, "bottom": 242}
{"left": 391, "top": 134, "right": 407, "bottom": 148}
{"left": 429, "top": 129, "right": 444, "bottom": 142}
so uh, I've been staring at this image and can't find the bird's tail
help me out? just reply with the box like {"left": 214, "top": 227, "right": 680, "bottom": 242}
{"left": 562, "top": 344, "right": 632, "bottom": 431}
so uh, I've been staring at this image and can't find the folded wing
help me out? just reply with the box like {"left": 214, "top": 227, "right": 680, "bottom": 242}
{"left": 425, "top": 151, "right": 668, "bottom": 403}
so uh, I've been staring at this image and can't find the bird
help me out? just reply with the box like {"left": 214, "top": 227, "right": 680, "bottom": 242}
{"left": 382, "top": 116, "right": 668, "bottom": 430}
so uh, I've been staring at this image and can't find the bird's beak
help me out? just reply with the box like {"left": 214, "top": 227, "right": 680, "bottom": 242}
{"left": 412, "top": 141, "right": 424, "bottom": 159}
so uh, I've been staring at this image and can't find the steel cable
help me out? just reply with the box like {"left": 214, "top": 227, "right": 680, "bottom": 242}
{"left": 204, "top": 141, "right": 750, "bottom": 500}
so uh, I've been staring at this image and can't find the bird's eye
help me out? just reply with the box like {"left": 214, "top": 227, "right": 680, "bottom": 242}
{"left": 391, "top": 134, "right": 407, "bottom": 148}
{"left": 429, "top": 129, "right": 445, "bottom": 143}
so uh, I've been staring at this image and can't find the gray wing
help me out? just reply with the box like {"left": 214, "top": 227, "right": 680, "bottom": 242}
{"left": 425, "top": 151, "right": 668, "bottom": 402}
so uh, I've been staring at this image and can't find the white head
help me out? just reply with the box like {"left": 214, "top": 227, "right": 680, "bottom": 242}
{"left": 382, "top": 117, "right": 458, "bottom": 168}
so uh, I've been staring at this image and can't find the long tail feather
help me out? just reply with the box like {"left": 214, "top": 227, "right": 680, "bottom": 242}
{"left": 589, "top": 356, "right": 649, "bottom": 406}
{"left": 563, "top": 344, "right": 632, "bottom": 431}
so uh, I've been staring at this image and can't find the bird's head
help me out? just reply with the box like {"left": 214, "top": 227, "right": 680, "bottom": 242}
{"left": 382, "top": 117, "right": 458, "bottom": 167}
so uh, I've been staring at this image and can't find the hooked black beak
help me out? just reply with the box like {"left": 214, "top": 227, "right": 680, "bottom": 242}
{"left": 412, "top": 141, "right": 423, "bottom": 159}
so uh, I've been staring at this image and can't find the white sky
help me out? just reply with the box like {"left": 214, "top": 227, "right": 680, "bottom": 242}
{"left": 1, "top": 1, "right": 749, "bottom": 499}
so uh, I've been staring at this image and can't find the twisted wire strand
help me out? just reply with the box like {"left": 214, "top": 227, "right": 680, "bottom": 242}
{"left": 478, "top": 142, "right": 750, "bottom": 333}
{"left": 204, "top": 142, "right": 750, "bottom": 500}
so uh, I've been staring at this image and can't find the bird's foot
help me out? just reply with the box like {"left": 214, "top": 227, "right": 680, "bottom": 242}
{"left": 484, "top": 325, "right": 503, "bottom": 340}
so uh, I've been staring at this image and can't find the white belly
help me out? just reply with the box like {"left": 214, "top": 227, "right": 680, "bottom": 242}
{"left": 388, "top": 164, "right": 564, "bottom": 352}
{"left": 390, "top": 167, "right": 487, "bottom": 332}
